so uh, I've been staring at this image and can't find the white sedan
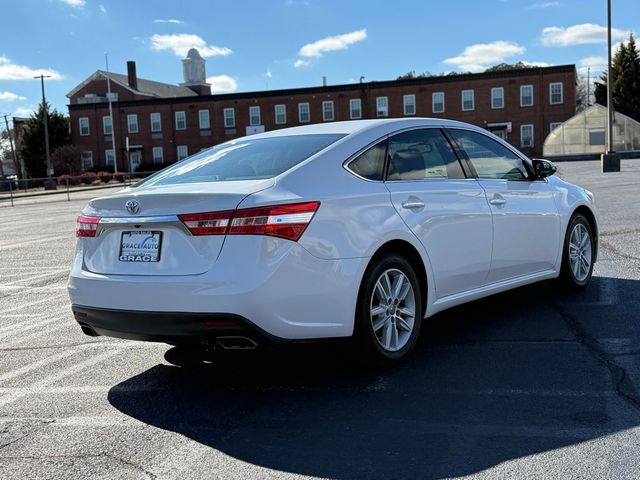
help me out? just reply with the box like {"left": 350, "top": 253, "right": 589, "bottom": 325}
{"left": 68, "top": 118, "right": 598, "bottom": 364}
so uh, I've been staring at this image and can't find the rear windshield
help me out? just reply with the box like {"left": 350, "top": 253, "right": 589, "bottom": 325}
{"left": 137, "top": 134, "right": 346, "bottom": 186}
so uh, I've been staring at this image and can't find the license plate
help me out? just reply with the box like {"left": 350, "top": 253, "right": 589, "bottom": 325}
{"left": 119, "top": 231, "right": 162, "bottom": 262}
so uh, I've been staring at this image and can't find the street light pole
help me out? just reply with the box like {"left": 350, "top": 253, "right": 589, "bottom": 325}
{"left": 601, "top": 0, "right": 620, "bottom": 172}
{"left": 34, "top": 74, "right": 55, "bottom": 187}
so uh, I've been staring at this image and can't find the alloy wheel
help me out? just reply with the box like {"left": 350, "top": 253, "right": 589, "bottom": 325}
{"left": 370, "top": 268, "right": 416, "bottom": 352}
{"left": 569, "top": 223, "right": 592, "bottom": 282}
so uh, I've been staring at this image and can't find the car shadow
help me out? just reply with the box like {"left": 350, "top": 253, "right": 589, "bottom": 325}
{"left": 108, "top": 276, "right": 640, "bottom": 479}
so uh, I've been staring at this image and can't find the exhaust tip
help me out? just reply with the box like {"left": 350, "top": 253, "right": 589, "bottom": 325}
{"left": 216, "top": 336, "right": 257, "bottom": 350}
{"left": 79, "top": 324, "right": 99, "bottom": 337}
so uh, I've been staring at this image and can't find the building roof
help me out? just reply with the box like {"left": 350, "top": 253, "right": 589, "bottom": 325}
{"left": 66, "top": 70, "right": 198, "bottom": 99}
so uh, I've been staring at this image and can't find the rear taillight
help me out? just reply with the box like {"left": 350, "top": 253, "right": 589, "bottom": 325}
{"left": 178, "top": 202, "right": 320, "bottom": 241}
{"left": 230, "top": 202, "right": 320, "bottom": 241}
{"left": 178, "top": 210, "right": 234, "bottom": 236}
{"left": 76, "top": 215, "right": 101, "bottom": 237}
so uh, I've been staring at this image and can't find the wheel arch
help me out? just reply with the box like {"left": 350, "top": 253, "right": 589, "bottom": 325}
{"left": 572, "top": 205, "right": 599, "bottom": 262}
{"left": 364, "top": 239, "right": 429, "bottom": 317}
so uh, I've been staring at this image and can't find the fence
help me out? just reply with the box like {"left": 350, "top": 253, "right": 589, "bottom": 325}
{"left": 0, "top": 171, "right": 155, "bottom": 207}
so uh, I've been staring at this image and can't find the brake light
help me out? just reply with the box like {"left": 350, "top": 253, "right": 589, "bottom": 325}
{"left": 76, "top": 215, "right": 101, "bottom": 237}
{"left": 178, "top": 202, "right": 320, "bottom": 241}
{"left": 178, "top": 210, "right": 234, "bottom": 236}
{"left": 230, "top": 202, "right": 320, "bottom": 241}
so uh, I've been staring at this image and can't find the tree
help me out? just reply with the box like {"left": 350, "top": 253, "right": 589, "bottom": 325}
{"left": 576, "top": 76, "right": 589, "bottom": 112}
{"left": 18, "top": 102, "right": 70, "bottom": 178}
{"left": 594, "top": 34, "right": 640, "bottom": 122}
{"left": 50, "top": 144, "right": 82, "bottom": 175}
{"left": 397, "top": 70, "right": 433, "bottom": 80}
{"left": 484, "top": 62, "right": 541, "bottom": 72}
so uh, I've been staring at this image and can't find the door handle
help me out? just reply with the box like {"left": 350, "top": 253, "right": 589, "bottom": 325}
{"left": 401, "top": 200, "right": 425, "bottom": 210}
{"left": 489, "top": 195, "right": 507, "bottom": 207}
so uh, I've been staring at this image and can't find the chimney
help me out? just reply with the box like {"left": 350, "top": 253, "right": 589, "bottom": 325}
{"left": 322, "top": 76, "right": 327, "bottom": 87}
{"left": 126, "top": 61, "right": 138, "bottom": 90}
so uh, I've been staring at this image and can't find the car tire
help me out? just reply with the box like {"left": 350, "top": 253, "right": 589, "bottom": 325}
{"left": 354, "top": 253, "right": 423, "bottom": 366}
{"left": 558, "top": 213, "right": 595, "bottom": 290}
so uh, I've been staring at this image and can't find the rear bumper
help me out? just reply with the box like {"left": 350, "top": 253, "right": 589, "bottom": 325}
{"left": 72, "top": 305, "right": 283, "bottom": 345}
{"left": 68, "top": 236, "right": 367, "bottom": 340}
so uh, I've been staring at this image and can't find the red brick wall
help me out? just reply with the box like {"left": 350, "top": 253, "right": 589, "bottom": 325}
{"left": 68, "top": 66, "right": 576, "bottom": 171}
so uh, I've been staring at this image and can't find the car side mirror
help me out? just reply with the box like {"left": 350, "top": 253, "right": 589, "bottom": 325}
{"left": 532, "top": 158, "right": 557, "bottom": 179}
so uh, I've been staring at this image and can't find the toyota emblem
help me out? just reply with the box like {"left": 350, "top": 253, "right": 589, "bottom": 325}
{"left": 125, "top": 200, "right": 140, "bottom": 214}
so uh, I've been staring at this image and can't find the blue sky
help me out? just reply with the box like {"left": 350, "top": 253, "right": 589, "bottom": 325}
{"left": 0, "top": 0, "right": 637, "bottom": 123}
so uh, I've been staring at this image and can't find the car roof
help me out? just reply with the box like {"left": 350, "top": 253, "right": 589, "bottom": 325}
{"left": 245, "top": 117, "right": 481, "bottom": 140}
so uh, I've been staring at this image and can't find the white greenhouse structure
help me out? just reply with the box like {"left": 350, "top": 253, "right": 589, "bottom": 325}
{"left": 543, "top": 104, "right": 640, "bottom": 157}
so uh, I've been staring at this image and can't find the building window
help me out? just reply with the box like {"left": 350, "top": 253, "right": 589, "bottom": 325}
{"left": 150, "top": 112, "right": 162, "bottom": 132}
{"left": 461, "top": 90, "right": 475, "bottom": 111}
{"left": 432, "top": 92, "right": 445, "bottom": 113}
{"left": 349, "top": 99, "right": 362, "bottom": 119}
{"left": 105, "top": 149, "right": 115, "bottom": 167}
{"left": 376, "top": 96, "right": 388, "bottom": 117}
{"left": 152, "top": 146, "right": 164, "bottom": 164}
{"left": 102, "top": 116, "right": 112, "bottom": 135}
{"left": 298, "top": 102, "right": 310, "bottom": 123}
{"left": 177, "top": 145, "right": 188, "bottom": 161}
{"left": 198, "top": 109, "right": 210, "bottom": 129}
{"left": 275, "top": 104, "right": 286, "bottom": 124}
{"left": 520, "top": 85, "right": 534, "bottom": 107}
{"left": 550, "top": 122, "right": 563, "bottom": 132}
{"left": 81, "top": 151, "right": 93, "bottom": 171}
{"left": 249, "top": 106, "right": 261, "bottom": 126}
{"left": 79, "top": 117, "right": 90, "bottom": 136}
{"left": 322, "top": 100, "right": 334, "bottom": 121}
{"left": 403, "top": 94, "right": 416, "bottom": 116}
{"left": 224, "top": 108, "right": 235, "bottom": 128}
{"left": 521, "top": 124, "right": 534, "bottom": 148}
{"left": 550, "top": 82, "right": 563, "bottom": 104}
{"left": 491, "top": 87, "right": 504, "bottom": 109}
{"left": 175, "top": 111, "right": 186, "bottom": 130}
{"left": 127, "top": 114, "right": 138, "bottom": 133}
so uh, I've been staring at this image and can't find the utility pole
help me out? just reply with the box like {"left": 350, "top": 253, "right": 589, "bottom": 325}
{"left": 587, "top": 66, "right": 591, "bottom": 107}
{"left": 34, "top": 74, "right": 55, "bottom": 188}
{"left": 105, "top": 53, "right": 119, "bottom": 174}
{"left": 3, "top": 114, "right": 21, "bottom": 179}
{"left": 601, "top": 0, "right": 620, "bottom": 172}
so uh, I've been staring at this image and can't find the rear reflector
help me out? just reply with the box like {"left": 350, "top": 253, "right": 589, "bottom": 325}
{"left": 178, "top": 210, "right": 234, "bottom": 236}
{"left": 178, "top": 202, "right": 320, "bottom": 241}
{"left": 76, "top": 215, "right": 101, "bottom": 237}
{"left": 230, "top": 202, "right": 320, "bottom": 241}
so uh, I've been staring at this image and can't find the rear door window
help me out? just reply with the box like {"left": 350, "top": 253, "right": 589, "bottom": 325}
{"left": 387, "top": 128, "right": 465, "bottom": 180}
{"left": 138, "top": 134, "right": 346, "bottom": 186}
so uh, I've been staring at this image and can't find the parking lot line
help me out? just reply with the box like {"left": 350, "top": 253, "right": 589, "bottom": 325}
{"left": 0, "top": 348, "right": 122, "bottom": 409}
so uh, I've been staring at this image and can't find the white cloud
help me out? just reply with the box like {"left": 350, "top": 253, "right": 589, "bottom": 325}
{"left": 11, "top": 105, "right": 35, "bottom": 118}
{"left": 443, "top": 41, "right": 526, "bottom": 72}
{"left": 294, "top": 59, "right": 310, "bottom": 68}
{"left": 153, "top": 19, "right": 185, "bottom": 24}
{"left": 298, "top": 29, "right": 367, "bottom": 58}
{"left": 540, "top": 23, "right": 626, "bottom": 46}
{"left": 150, "top": 34, "right": 232, "bottom": 58}
{"left": 0, "top": 91, "right": 26, "bottom": 101}
{"left": 264, "top": 69, "right": 272, "bottom": 78}
{"left": 0, "top": 56, "right": 62, "bottom": 81}
{"left": 99, "top": 4, "right": 107, "bottom": 13}
{"left": 60, "top": 0, "right": 85, "bottom": 7}
{"left": 206, "top": 75, "right": 238, "bottom": 93}
{"left": 580, "top": 56, "right": 607, "bottom": 68}
{"left": 527, "top": 2, "right": 560, "bottom": 9}
{"left": 521, "top": 60, "right": 553, "bottom": 67}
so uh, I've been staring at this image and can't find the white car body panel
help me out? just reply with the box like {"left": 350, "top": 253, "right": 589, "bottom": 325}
{"left": 68, "top": 118, "right": 599, "bottom": 341}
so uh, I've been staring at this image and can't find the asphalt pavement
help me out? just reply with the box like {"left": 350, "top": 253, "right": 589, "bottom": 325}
{"left": 0, "top": 160, "right": 639, "bottom": 479}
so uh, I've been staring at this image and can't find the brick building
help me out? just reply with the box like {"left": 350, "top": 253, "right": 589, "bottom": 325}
{"left": 67, "top": 49, "right": 576, "bottom": 172}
